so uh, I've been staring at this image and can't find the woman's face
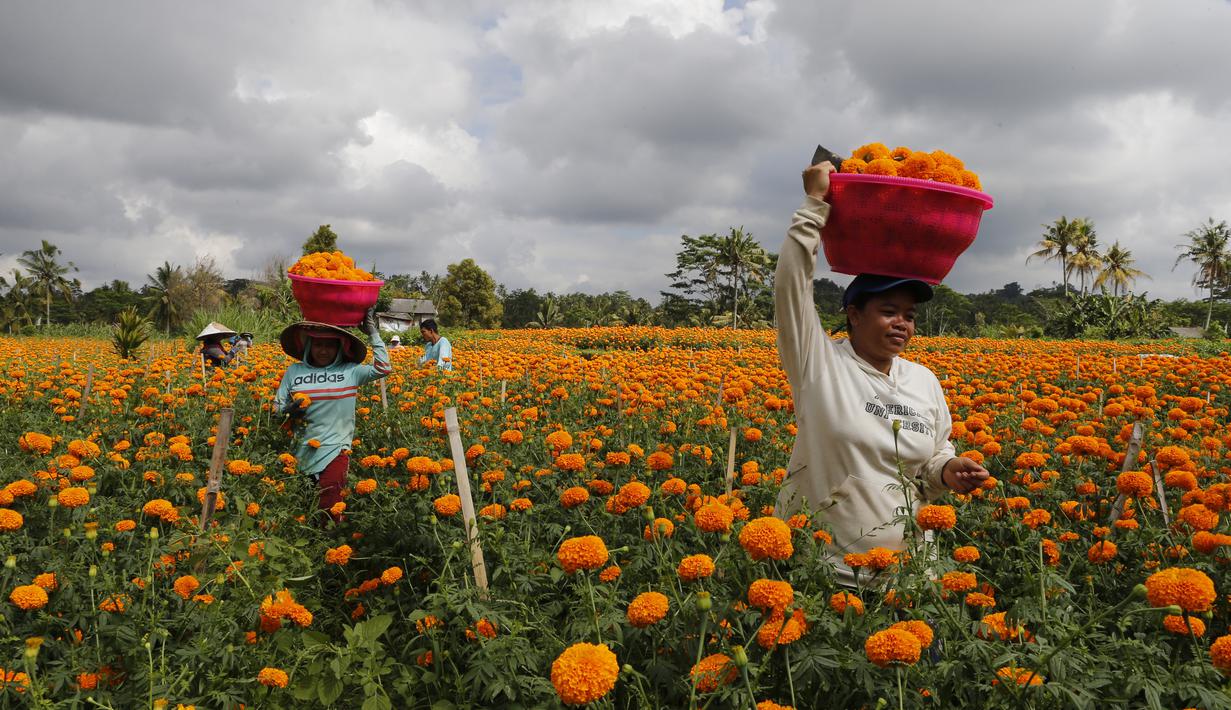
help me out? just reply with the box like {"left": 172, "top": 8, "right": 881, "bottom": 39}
{"left": 308, "top": 337, "right": 341, "bottom": 367}
{"left": 847, "top": 288, "right": 918, "bottom": 361}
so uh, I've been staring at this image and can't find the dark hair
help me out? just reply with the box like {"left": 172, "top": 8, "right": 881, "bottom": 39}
{"left": 420, "top": 319, "right": 438, "bottom": 333}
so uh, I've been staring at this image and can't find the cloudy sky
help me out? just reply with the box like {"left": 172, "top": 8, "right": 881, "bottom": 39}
{"left": 2, "top": 0, "right": 1229, "bottom": 301}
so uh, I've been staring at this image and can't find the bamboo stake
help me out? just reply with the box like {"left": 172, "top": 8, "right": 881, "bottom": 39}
{"left": 715, "top": 372, "right": 726, "bottom": 408}
{"left": 444, "top": 407, "right": 489, "bottom": 598}
{"left": 1108, "top": 421, "right": 1145, "bottom": 526}
{"left": 379, "top": 378, "right": 388, "bottom": 411}
{"left": 76, "top": 363, "right": 94, "bottom": 420}
{"left": 199, "top": 408, "right": 234, "bottom": 531}
{"left": 500, "top": 380, "right": 507, "bottom": 404}
{"left": 200, "top": 355, "right": 208, "bottom": 390}
{"left": 1150, "top": 458, "right": 1170, "bottom": 527}
{"left": 725, "top": 426, "right": 738, "bottom": 496}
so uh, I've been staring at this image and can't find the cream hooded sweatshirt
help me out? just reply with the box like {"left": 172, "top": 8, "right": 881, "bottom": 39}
{"left": 774, "top": 196, "right": 956, "bottom": 586}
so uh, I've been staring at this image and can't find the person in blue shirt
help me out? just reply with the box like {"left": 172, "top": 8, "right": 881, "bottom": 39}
{"left": 274, "top": 309, "right": 390, "bottom": 521}
{"left": 418, "top": 318, "right": 453, "bottom": 371}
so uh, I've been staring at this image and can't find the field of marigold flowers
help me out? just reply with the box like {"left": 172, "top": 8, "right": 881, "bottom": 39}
{"left": 2, "top": 327, "right": 1231, "bottom": 708}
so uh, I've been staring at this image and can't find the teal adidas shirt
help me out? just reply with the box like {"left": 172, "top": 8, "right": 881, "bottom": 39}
{"left": 274, "top": 334, "right": 391, "bottom": 476}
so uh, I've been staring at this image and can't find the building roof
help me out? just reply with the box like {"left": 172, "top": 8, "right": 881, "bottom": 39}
{"left": 1169, "top": 326, "right": 1205, "bottom": 339}
{"left": 384, "top": 299, "right": 437, "bottom": 315}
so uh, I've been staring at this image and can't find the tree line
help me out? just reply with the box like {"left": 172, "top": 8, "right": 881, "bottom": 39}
{"left": 3, "top": 216, "right": 1229, "bottom": 340}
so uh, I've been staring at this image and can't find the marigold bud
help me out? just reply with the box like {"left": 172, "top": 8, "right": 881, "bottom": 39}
{"left": 697, "top": 592, "right": 712, "bottom": 611}
{"left": 732, "top": 645, "right": 748, "bottom": 667}
{"left": 149, "top": 527, "right": 159, "bottom": 539}
{"left": 4, "top": 556, "right": 15, "bottom": 569}
{"left": 1131, "top": 584, "right": 1147, "bottom": 601}
{"left": 88, "top": 565, "right": 98, "bottom": 578}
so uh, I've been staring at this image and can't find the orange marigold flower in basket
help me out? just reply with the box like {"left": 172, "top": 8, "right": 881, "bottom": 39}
{"left": 994, "top": 666, "right": 1043, "bottom": 686}
{"left": 433, "top": 494, "right": 461, "bottom": 517}
{"left": 1145, "top": 567, "right": 1216, "bottom": 612}
{"left": 1116, "top": 471, "right": 1154, "bottom": 498}
{"left": 738, "top": 516, "right": 794, "bottom": 561}
{"left": 551, "top": 642, "right": 618, "bottom": 706}
{"left": 841, "top": 157, "right": 868, "bottom": 174}
{"left": 694, "top": 501, "right": 734, "bottom": 533}
{"left": 851, "top": 142, "right": 891, "bottom": 163}
{"left": 916, "top": 504, "right": 956, "bottom": 531}
{"left": 889, "top": 620, "right": 934, "bottom": 648}
{"left": 57, "top": 487, "right": 89, "bottom": 508}
{"left": 1087, "top": 540, "right": 1118, "bottom": 564}
{"left": 627, "top": 591, "right": 669, "bottom": 628}
{"left": 864, "top": 628, "right": 921, "bottom": 667}
{"left": 830, "top": 591, "right": 864, "bottom": 615}
{"left": 558, "top": 536, "right": 609, "bottom": 574}
{"left": 1211, "top": 635, "right": 1231, "bottom": 674}
{"left": 757, "top": 608, "right": 807, "bottom": 649}
{"left": 10, "top": 585, "right": 48, "bottom": 610}
{"left": 0, "top": 509, "right": 23, "bottom": 532}
{"left": 1163, "top": 614, "right": 1206, "bottom": 637}
{"left": 257, "top": 667, "right": 289, "bottom": 688}
{"left": 953, "top": 545, "right": 980, "bottom": 563}
{"left": 676, "top": 554, "right": 715, "bottom": 581}
{"left": 172, "top": 575, "right": 200, "bottom": 599}
{"left": 748, "top": 579, "right": 794, "bottom": 612}
{"left": 690, "top": 653, "right": 737, "bottom": 693}
{"left": 325, "top": 545, "right": 353, "bottom": 565}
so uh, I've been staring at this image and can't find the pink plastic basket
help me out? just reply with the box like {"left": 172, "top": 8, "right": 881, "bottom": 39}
{"left": 821, "top": 173, "right": 994, "bottom": 285}
{"left": 288, "top": 273, "right": 384, "bottom": 327}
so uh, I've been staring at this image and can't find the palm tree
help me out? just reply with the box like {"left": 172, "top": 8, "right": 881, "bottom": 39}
{"left": 17, "top": 240, "right": 78, "bottom": 326}
{"left": 1066, "top": 219, "right": 1102, "bottom": 295}
{"left": 0, "top": 270, "right": 36, "bottom": 332}
{"left": 527, "top": 297, "right": 564, "bottom": 328}
{"left": 1028, "top": 216, "right": 1081, "bottom": 296}
{"left": 1175, "top": 218, "right": 1231, "bottom": 330}
{"left": 1095, "top": 242, "right": 1149, "bottom": 297}
{"left": 145, "top": 261, "right": 184, "bottom": 335}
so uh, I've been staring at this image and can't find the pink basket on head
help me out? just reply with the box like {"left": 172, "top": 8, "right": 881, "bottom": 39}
{"left": 288, "top": 273, "right": 384, "bottom": 327}
{"left": 821, "top": 173, "right": 994, "bottom": 285}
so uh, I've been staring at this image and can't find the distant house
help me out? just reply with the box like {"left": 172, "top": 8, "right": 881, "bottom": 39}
{"left": 377, "top": 299, "right": 438, "bottom": 333}
{"left": 1169, "top": 326, "right": 1205, "bottom": 339}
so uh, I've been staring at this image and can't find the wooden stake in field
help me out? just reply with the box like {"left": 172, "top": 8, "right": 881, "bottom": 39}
{"left": 1108, "top": 421, "right": 1145, "bottom": 526}
{"left": 379, "top": 377, "right": 388, "bottom": 411}
{"left": 444, "top": 407, "right": 490, "bottom": 598}
{"left": 500, "top": 379, "right": 507, "bottom": 404}
{"left": 200, "top": 355, "right": 208, "bottom": 391}
{"left": 1150, "top": 458, "right": 1170, "bottom": 527}
{"left": 76, "top": 363, "right": 94, "bottom": 420}
{"left": 725, "top": 425, "right": 738, "bottom": 496}
{"left": 199, "top": 408, "right": 234, "bottom": 531}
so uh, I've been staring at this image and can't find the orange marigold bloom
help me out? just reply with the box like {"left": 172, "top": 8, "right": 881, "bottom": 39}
{"left": 324, "top": 545, "right": 353, "bottom": 565}
{"left": 647, "top": 451, "right": 674, "bottom": 471}
{"left": 57, "top": 486, "right": 89, "bottom": 508}
{"left": 757, "top": 608, "right": 807, "bottom": 649}
{"left": 598, "top": 565, "right": 621, "bottom": 583}
{"left": 916, "top": 504, "right": 956, "bottom": 531}
{"left": 644, "top": 517, "right": 675, "bottom": 540}
{"left": 1163, "top": 614, "right": 1206, "bottom": 637}
{"left": 979, "top": 611, "right": 1033, "bottom": 642}
{"left": 865, "top": 628, "right": 921, "bottom": 667}
{"left": 748, "top": 579, "right": 794, "bottom": 612}
{"left": 940, "top": 571, "right": 977, "bottom": 593}
{"left": 19, "top": 432, "right": 54, "bottom": 455}
{"left": 1178, "top": 504, "right": 1219, "bottom": 532}
{"left": 889, "top": 620, "right": 934, "bottom": 648}
{"left": 627, "top": 591, "right": 669, "bottom": 628}
{"left": 994, "top": 667, "right": 1043, "bottom": 686}
{"left": 694, "top": 501, "right": 734, "bottom": 533}
{"left": 864, "top": 547, "right": 900, "bottom": 571}
{"left": 676, "top": 554, "right": 715, "bottom": 581}
{"left": 1013, "top": 452, "right": 1047, "bottom": 469}
{"left": 615, "top": 481, "right": 651, "bottom": 509}
{"left": 690, "top": 653, "right": 737, "bottom": 693}
{"left": 1211, "top": 635, "right": 1231, "bottom": 674}
{"left": 830, "top": 591, "right": 864, "bottom": 615}
{"left": 738, "top": 516, "right": 794, "bottom": 561}
{"left": 551, "top": 642, "right": 618, "bottom": 706}
{"left": 1145, "top": 567, "right": 1217, "bottom": 612}
{"left": 257, "top": 667, "right": 289, "bottom": 688}
{"left": 479, "top": 503, "right": 506, "bottom": 519}
{"left": 660, "top": 477, "right": 687, "bottom": 495}
{"left": 10, "top": 584, "right": 48, "bottom": 610}
{"left": 141, "top": 499, "right": 178, "bottom": 523}
{"left": 558, "top": 536, "right": 609, "bottom": 574}
{"left": 1116, "top": 471, "right": 1154, "bottom": 498}
{"left": 965, "top": 592, "right": 996, "bottom": 608}
{"left": 32, "top": 573, "right": 57, "bottom": 591}
{"left": 99, "top": 594, "right": 131, "bottom": 613}
{"left": 433, "top": 494, "right": 461, "bottom": 517}
{"left": 1087, "top": 540, "right": 1118, "bottom": 564}
{"left": 1156, "top": 446, "right": 1192, "bottom": 470}
{"left": 354, "top": 479, "right": 377, "bottom": 495}
{"left": 953, "top": 546, "right": 980, "bottom": 563}
{"left": 0, "top": 509, "right": 23, "bottom": 532}
{"left": 555, "top": 453, "right": 586, "bottom": 471}
{"left": 1021, "top": 509, "right": 1051, "bottom": 529}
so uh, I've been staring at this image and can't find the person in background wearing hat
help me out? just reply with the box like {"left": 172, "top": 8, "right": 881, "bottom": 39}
{"left": 274, "top": 308, "right": 391, "bottom": 522}
{"left": 418, "top": 319, "right": 452, "bottom": 371}
{"left": 197, "top": 322, "right": 237, "bottom": 368}
{"left": 388, "top": 334, "right": 402, "bottom": 349}
{"left": 774, "top": 160, "right": 988, "bottom": 587}
{"left": 229, "top": 332, "right": 254, "bottom": 360}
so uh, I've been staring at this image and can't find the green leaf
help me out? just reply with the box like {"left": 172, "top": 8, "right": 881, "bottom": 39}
{"left": 318, "top": 674, "right": 343, "bottom": 706}
{"left": 362, "top": 695, "right": 393, "bottom": 710}
{"left": 302, "top": 630, "right": 331, "bottom": 648}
